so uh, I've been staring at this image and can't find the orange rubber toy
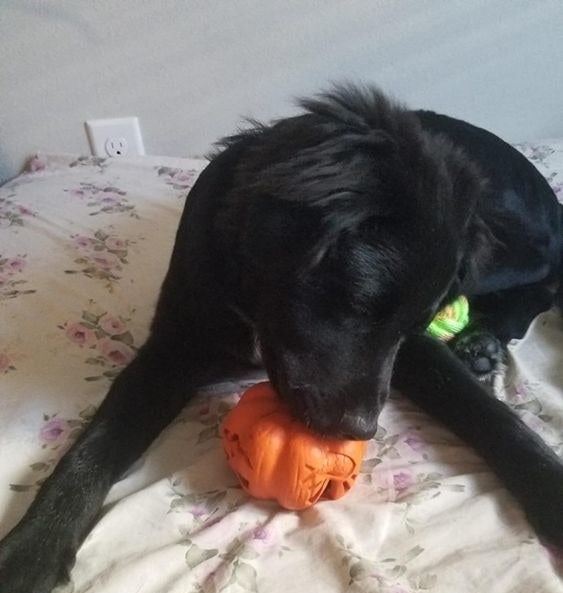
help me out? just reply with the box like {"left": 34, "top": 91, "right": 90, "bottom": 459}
{"left": 222, "top": 382, "right": 368, "bottom": 510}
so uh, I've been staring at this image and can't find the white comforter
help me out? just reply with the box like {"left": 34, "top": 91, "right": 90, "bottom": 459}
{"left": 1, "top": 148, "right": 562, "bottom": 592}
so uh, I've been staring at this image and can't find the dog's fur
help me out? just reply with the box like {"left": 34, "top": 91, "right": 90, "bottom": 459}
{"left": 1, "top": 85, "right": 563, "bottom": 592}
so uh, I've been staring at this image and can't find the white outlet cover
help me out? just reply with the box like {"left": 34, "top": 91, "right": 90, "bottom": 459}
{"left": 85, "top": 117, "right": 145, "bottom": 157}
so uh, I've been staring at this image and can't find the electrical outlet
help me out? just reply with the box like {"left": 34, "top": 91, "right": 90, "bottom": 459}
{"left": 85, "top": 117, "right": 144, "bottom": 157}
{"left": 105, "top": 137, "right": 128, "bottom": 157}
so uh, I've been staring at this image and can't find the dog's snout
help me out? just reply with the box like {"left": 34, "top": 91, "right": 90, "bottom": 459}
{"left": 337, "top": 412, "right": 377, "bottom": 441}
{"left": 276, "top": 379, "right": 381, "bottom": 440}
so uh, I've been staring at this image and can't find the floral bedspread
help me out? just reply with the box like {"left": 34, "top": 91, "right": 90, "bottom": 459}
{"left": 1, "top": 148, "right": 562, "bottom": 593}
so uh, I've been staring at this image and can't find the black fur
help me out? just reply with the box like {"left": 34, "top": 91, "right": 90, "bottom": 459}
{"left": 1, "top": 84, "right": 562, "bottom": 592}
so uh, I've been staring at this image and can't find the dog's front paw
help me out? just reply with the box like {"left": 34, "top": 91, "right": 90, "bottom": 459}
{"left": 0, "top": 526, "right": 73, "bottom": 593}
{"left": 452, "top": 330, "right": 505, "bottom": 384}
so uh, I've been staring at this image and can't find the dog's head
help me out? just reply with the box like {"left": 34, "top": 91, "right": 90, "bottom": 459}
{"left": 226, "top": 86, "right": 485, "bottom": 439}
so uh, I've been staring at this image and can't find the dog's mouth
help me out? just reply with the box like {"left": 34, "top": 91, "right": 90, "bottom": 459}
{"left": 270, "top": 377, "right": 379, "bottom": 440}
{"left": 261, "top": 342, "right": 388, "bottom": 441}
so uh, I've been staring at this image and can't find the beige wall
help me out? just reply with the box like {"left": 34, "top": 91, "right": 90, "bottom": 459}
{"left": 1, "top": 0, "right": 563, "bottom": 182}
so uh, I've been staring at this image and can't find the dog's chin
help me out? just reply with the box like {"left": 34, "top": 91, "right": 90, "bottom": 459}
{"left": 307, "top": 421, "right": 378, "bottom": 441}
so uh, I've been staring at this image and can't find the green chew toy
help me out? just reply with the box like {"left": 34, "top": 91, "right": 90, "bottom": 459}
{"left": 426, "top": 295, "right": 470, "bottom": 341}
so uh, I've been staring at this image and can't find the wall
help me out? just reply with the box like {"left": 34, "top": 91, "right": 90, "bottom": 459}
{"left": 1, "top": 0, "right": 562, "bottom": 182}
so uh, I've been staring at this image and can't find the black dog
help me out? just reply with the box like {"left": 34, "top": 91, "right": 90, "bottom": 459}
{"left": 1, "top": 85, "right": 562, "bottom": 592}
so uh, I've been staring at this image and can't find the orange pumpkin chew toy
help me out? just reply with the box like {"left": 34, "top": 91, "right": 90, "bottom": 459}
{"left": 222, "top": 382, "right": 368, "bottom": 510}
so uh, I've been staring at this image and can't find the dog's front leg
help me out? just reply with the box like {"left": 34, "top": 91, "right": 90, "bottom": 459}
{"left": 0, "top": 336, "right": 211, "bottom": 593}
{"left": 393, "top": 334, "right": 563, "bottom": 549}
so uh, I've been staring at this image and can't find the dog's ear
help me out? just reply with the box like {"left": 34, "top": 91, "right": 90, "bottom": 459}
{"left": 241, "top": 185, "right": 395, "bottom": 275}
{"left": 239, "top": 128, "right": 408, "bottom": 272}
{"left": 300, "top": 143, "right": 411, "bottom": 270}
{"left": 304, "top": 191, "right": 385, "bottom": 269}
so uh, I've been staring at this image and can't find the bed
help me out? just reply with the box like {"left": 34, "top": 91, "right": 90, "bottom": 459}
{"left": 1, "top": 147, "right": 562, "bottom": 593}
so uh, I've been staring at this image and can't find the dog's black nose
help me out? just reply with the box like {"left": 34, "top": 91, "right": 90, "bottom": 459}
{"left": 337, "top": 413, "right": 377, "bottom": 440}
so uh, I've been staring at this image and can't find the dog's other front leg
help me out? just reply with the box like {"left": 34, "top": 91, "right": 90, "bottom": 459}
{"left": 393, "top": 334, "right": 563, "bottom": 548}
{"left": 0, "top": 335, "right": 214, "bottom": 593}
{"left": 0, "top": 132, "right": 253, "bottom": 593}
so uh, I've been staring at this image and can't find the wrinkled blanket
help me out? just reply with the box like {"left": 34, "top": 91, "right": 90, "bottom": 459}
{"left": 1, "top": 147, "right": 562, "bottom": 592}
